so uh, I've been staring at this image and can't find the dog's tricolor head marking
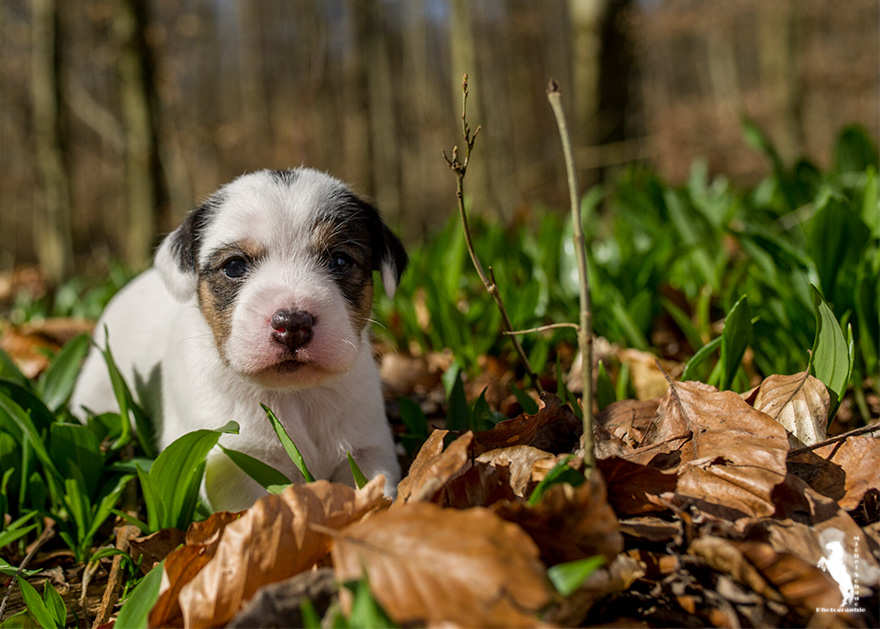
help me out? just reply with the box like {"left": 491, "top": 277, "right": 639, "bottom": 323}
{"left": 154, "top": 168, "right": 407, "bottom": 387}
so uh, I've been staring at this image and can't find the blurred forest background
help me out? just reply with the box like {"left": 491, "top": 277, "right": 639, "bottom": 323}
{"left": 0, "top": 0, "right": 877, "bottom": 286}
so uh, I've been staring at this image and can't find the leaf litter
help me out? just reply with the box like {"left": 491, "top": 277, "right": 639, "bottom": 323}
{"left": 134, "top": 369, "right": 877, "bottom": 627}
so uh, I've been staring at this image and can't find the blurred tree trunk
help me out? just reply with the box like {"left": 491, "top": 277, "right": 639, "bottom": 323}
{"left": 237, "top": 2, "right": 271, "bottom": 163}
{"left": 30, "top": 0, "right": 74, "bottom": 285}
{"left": 449, "top": 0, "right": 493, "bottom": 216}
{"left": 568, "top": 0, "right": 607, "bottom": 187}
{"left": 114, "top": 0, "right": 165, "bottom": 270}
{"left": 354, "top": 0, "right": 401, "bottom": 218}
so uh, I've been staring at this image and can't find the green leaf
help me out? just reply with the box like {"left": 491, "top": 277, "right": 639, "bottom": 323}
{"left": 719, "top": 295, "right": 752, "bottom": 391}
{"left": 262, "top": 405, "right": 315, "bottom": 483}
{"left": 0, "top": 380, "right": 56, "bottom": 436}
{"left": 87, "top": 474, "right": 134, "bottom": 543}
{"left": 220, "top": 445, "right": 292, "bottom": 490}
{"left": 442, "top": 363, "right": 470, "bottom": 431}
{"left": 596, "top": 361, "right": 616, "bottom": 412}
{"left": 48, "top": 423, "right": 103, "bottom": 498}
{"left": 548, "top": 556, "right": 605, "bottom": 596}
{"left": 114, "top": 561, "right": 164, "bottom": 629}
{"left": 16, "top": 577, "right": 56, "bottom": 629}
{"left": 0, "top": 522, "right": 37, "bottom": 549}
{"left": 0, "top": 348, "right": 28, "bottom": 388}
{"left": 510, "top": 384, "right": 539, "bottom": 415}
{"left": 809, "top": 286, "right": 852, "bottom": 420}
{"left": 299, "top": 598, "right": 323, "bottom": 629}
{"left": 834, "top": 124, "right": 879, "bottom": 173}
{"left": 528, "top": 456, "right": 584, "bottom": 506}
{"left": 0, "top": 394, "right": 63, "bottom": 485}
{"left": 345, "top": 577, "right": 398, "bottom": 629}
{"left": 136, "top": 463, "right": 165, "bottom": 533}
{"left": 42, "top": 580, "right": 67, "bottom": 627}
{"left": 36, "top": 333, "right": 91, "bottom": 412}
{"left": 681, "top": 336, "right": 722, "bottom": 382}
{"left": 347, "top": 453, "right": 369, "bottom": 490}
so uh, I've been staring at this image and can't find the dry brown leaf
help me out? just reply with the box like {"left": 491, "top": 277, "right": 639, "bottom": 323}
{"left": 749, "top": 371, "right": 829, "bottom": 447}
{"left": 332, "top": 502, "right": 552, "bottom": 627}
{"left": 596, "top": 456, "right": 678, "bottom": 515}
{"left": 394, "top": 430, "right": 472, "bottom": 506}
{"left": 492, "top": 472, "right": 623, "bottom": 566}
{"left": 177, "top": 478, "right": 385, "bottom": 628}
{"left": 617, "top": 348, "right": 679, "bottom": 400}
{"left": 476, "top": 446, "right": 556, "bottom": 498}
{"left": 655, "top": 381, "right": 789, "bottom": 519}
{"left": 443, "top": 458, "right": 519, "bottom": 508}
{"left": 129, "top": 528, "right": 186, "bottom": 574}
{"left": 688, "top": 535, "right": 784, "bottom": 603}
{"left": 790, "top": 435, "right": 880, "bottom": 510}
{"left": 149, "top": 511, "right": 242, "bottom": 628}
{"left": 472, "top": 392, "right": 580, "bottom": 456}
{"left": 595, "top": 397, "right": 662, "bottom": 450}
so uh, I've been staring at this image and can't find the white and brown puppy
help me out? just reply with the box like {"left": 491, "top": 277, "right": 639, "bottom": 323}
{"left": 70, "top": 168, "right": 407, "bottom": 511}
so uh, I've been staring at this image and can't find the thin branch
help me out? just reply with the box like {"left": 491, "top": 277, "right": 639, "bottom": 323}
{"left": 547, "top": 79, "right": 595, "bottom": 467}
{"left": 444, "top": 75, "right": 543, "bottom": 394}
{"left": 0, "top": 520, "right": 56, "bottom": 621}
{"left": 787, "top": 423, "right": 880, "bottom": 457}
{"left": 504, "top": 322, "right": 580, "bottom": 336}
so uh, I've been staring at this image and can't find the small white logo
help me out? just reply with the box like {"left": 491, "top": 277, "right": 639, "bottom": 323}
{"left": 816, "top": 533, "right": 854, "bottom": 606}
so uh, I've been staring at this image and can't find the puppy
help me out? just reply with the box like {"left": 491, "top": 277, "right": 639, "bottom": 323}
{"left": 70, "top": 168, "right": 407, "bottom": 511}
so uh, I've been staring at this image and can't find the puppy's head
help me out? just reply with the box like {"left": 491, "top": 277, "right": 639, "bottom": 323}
{"left": 154, "top": 168, "right": 407, "bottom": 388}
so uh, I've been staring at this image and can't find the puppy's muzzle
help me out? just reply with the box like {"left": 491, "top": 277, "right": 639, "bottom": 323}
{"left": 271, "top": 309, "right": 316, "bottom": 351}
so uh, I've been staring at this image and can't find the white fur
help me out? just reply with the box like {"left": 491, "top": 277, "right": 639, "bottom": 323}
{"left": 70, "top": 169, "right": 403, "bottom": 512}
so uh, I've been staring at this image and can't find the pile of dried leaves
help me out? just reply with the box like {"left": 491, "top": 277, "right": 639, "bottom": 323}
{"left": 126, "top": 369, "right": 879, "bottom": 628}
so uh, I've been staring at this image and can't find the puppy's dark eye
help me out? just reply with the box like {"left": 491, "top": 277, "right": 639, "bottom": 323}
{"left": 329, "top": 253, "right": 354, "bottom": 274}
{"left": 222, "top": 257, "right": 249, "bottom": 279}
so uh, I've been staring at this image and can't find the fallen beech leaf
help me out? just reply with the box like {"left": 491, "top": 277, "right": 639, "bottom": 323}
{"left": 332, "top": 502, "right": 552, "bottom": 627}
{"left": 149, "top": 511, "right": 242, "bottom": 628}
{"left": 750, "top": 371, "right": 829, "bottom": 447}
{"left": 597, "top": 457, "right": 678, "bottom": 515}
{"left": 476, "top": 446, "right": 555, "bottom": 498}
{"left": 617, "top": 348, "right": 678, "bottom": 400}
{"left": 472, "top": 393, "right": 580, "bottom": 455}
{"left": 130, "top": 528, "right": 186, "bottom": 574}
{"left": 492, "top": 472, "right": 623, "bottom": 566}
{"left": 443, "top": 458, "right": 519, "bottom": 508}
{"left": 790, "top": 435, "right": 880, "bottom": 510}
{"left": 651, "top": 381, "right": 789, "bottom": 519}
{"left": 394, "top": 430, "right": 472, "bottom": 506}
{"left": 595, "top": 397, "right": 662, "bottom": 450}
{"left": 178, "top": 478, "right": 385, "bottom": 628}
{"left": 688, "top": 536, "right": 783, "bottom": 603}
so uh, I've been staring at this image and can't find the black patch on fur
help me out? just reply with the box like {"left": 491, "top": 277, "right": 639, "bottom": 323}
{"left": 269, "top": 169, "right": 302, "bottom": 186}
{"left": 168, "top": 192, "right": 225, "bottom": 274}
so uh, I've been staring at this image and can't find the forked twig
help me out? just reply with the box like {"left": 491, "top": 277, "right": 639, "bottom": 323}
{"left": 443, "top": 74, "right": 543, "bottom": 394}
{"left": 0, "top": 521, "right": 56, "bottom": 621}
{"left": 547, "top": 79, "right": 595, "bottom": 466}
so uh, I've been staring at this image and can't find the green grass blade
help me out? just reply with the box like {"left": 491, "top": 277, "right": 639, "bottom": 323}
{"left": 42, "top": 580, "right": 67, "bottom": 627}
{"left": 150, "top": 421, "right": 238, "bottom": 529}
{"left": 528, "top": 456, "right": 584, "bottom": 506}
{"left": 347, "top": 452, "right": 369, "bottom": 489}
{"left": 136, "top": 463, "right": 164, "bottom": 533}
{"left": 261, "top": 405, "right": 315, "bottom": 482}
{"left": 596, "top": 361, "right": 616, "bottom": 412}
{"left": 681, "top": 336, "right": 722, "bottom": 382}
{"left": 17, "top": 576, "right": 56, "bottom": 629}
{"left": 548, "top": 556, "right": 605, "bottom": 596}
{"left": 114, "top": 561, "right": 164, "bottom": 629}
{"left": 220, "top": 445, "right": 292, "bottom": 490}
{"left": 36, "top": 333, "right": 91, "bottom": 412}
{"left": 719, "top": 295, "right": 752, "bottom": 391}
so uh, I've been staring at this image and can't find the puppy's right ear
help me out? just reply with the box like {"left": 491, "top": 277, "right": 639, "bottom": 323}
{"left": 154, "top": 197, "right": 218, "bottom": 302}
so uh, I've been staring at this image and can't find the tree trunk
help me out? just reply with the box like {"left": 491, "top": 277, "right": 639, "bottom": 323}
{"left": 30, "top": 0, "right": 74, "bottom": 285}
{"left": 114, "top": 0, "right": 164, "bottom": 270}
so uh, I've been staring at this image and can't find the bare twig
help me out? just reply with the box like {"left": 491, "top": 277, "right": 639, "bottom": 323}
{"left": 547, "top": 79, "right": 595, "bottom": 467}
{"left": 504, "top": 322, "right": 580, "bottom": 336}
{"left": 0, "top": 520, "right": 56, "bottom": 621}
{"left": 443, "top": 74, "right": 543, "bottom": 394}
{"left": 787, "top": 423, "right": 880, "bottom": 457}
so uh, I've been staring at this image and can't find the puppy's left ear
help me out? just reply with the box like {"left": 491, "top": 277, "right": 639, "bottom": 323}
{"left": 375, "top": 222, "right": 408, "bottom": 298}
{"left": 154, "top": 195, "right": 219, "bottom": 302}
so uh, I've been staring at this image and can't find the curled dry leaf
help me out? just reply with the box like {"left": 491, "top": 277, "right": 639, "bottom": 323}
{"left": 176, "top": 477, "right": 386, "bottom": 629}
{"left": 747, "top": 371, "right": 829, "bottom": 448}
{"left": 476, "top": 445, "right": 556, "bottom": 498}
{"left": 332, "top": 502, "right": 552, "bottom": 627}
{"left": 688, "top": 536, "right": 784, "bottom": 603}
{"left": 473, "top": 392, "right": 581, "bottom": 456}
{"left": 394, "top": 430, "right": 472, "bottom": 506}
{"left": 149, "top": 511, "right": 243, "bottom": 628}
{"left": 597, "top": 456, "right": 677, "bottom": 516}
{"left": 595, "top": 397, "right": 662, "bottom": 451}
{"left": 651, "top": 381, "right": 790, "bottom": 519}
{"left": 492, "top": 471, "right": 622, "bottom": 566}
{"left": 789, "top": 435, "right": 880, "bottom": 510}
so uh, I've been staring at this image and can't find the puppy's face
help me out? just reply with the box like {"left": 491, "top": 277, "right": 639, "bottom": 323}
{"left": 154, "top": 168, "right": 407, "bottom": 388}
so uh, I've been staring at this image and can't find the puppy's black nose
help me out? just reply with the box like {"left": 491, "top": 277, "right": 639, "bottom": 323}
{"left": 270, "top": 309, "right": 315, "bottom": 351}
